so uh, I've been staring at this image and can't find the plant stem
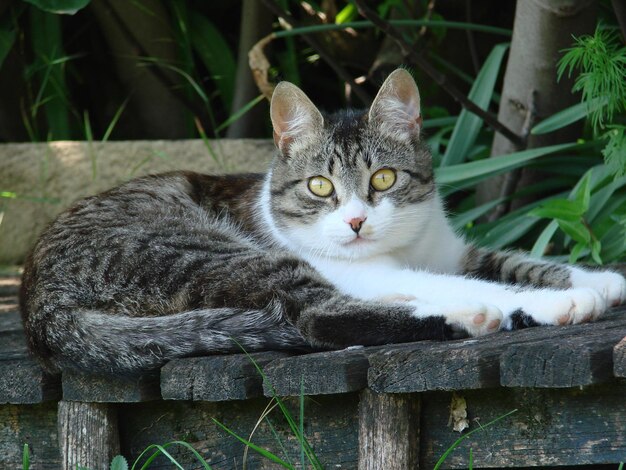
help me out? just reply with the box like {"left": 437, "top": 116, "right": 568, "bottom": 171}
{"left": 259, "top": 0, "right": 372, "bottom": 105}
{"left": 353, "top": 0, "right": 525, "bottom": 149}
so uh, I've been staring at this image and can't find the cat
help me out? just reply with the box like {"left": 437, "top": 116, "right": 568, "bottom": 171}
{"left": 20, "top": 69, "right": 626, "bottom": 375}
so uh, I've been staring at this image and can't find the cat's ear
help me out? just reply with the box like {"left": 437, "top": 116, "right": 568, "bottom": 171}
{"left": 368, "top": 69, "right": 422, "bottom": 141}
{"left": 270, "top": 82, "right": 324, "bottom": 156}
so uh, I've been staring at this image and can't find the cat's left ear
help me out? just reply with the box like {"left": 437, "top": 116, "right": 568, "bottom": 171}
{"left": 368, "top": 69, "right": 422, "bottom": 141}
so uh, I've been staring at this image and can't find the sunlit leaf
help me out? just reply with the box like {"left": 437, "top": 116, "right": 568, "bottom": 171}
{"left": 531, "top": 96, "right": 609, "bottom": 135}
{"left": 23, "top": 0, "right": 91, "bottom": 14}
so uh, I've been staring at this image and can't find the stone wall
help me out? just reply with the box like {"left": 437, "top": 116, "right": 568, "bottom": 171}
{"left": 0, "top": 139, "right": 275, "bottom": 265}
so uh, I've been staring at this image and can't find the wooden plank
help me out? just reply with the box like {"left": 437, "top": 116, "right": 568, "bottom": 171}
{"left": 62, "top": 370, "right": 160, "bottom": 403}
{"left": 368, "top": 312, "right": 626, "bottom": 393}
{"left": 118, "top": 394, "right": 360, "bottom": 469}
{"left": 419, "top": 382, "right": 626, "bottom": 468}
{"left": 500, "top": 323, "right": 626, "bottom": 387}
{"left": 162, "top": 352, "right": 289, "bottom": 402}
{"left": 0, "top": 358, "right": 61, "bottom": 404}
{"left": 613, "top": 336, "right": 626, "bottom": 377}
{"left": 0, "top": 402, "right": 60, "bottom": 469}
{"left": 262, "top": 348, "right": 372, "bottom": 397}
{"left": 58, "top": 400, "right": 120, "bottom": 470}
{"left": 358, "top": 389, "right": 419, "bottom": 470}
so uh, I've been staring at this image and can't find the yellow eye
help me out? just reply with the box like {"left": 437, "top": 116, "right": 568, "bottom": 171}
{"left": 371, "top": 168, "right": 396, "bottom": 191}
{"left": 308, "top": 176, "right": 334, "bottom": 197}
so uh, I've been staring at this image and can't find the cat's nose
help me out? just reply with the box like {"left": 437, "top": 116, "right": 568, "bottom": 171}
{"left": 347, "top": 217, "right": 366, "bottom": 234}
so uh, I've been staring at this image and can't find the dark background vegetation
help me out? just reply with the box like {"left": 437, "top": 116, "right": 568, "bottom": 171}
{"left": 1, "top": 0, "right": 625, "bottom": 263}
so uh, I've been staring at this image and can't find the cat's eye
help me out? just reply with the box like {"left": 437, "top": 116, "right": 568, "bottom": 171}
{"left": 370, "top": 168, "right": 396, "bottom": 191}
{"left": 308, "top": 176, "right": 334, "bottom": 197}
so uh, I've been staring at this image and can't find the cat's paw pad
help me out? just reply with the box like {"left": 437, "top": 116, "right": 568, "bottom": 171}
{"left": 571, "top": 269, "right": 626, "bottom": 307}
{"left": 441, "top": 301, "right": 503, "bottom": 337}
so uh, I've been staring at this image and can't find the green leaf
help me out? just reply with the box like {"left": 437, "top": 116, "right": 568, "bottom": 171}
{"left": 450, "top": 198, "right": 504, "bottom": 231}
{"left": 0, "top": 9, "right": 19, "bottom": 69}
{"left": 573, "top": 172, "right": 591, "bottom": 212}
{"left": 529, "top": 199, "right": 585, "bottom": 222}
{"left": 440, "top": 43, "right": 508, "bottom": 166}
{"left": 436, "top": 143, "right": 578, "bottom": 185}
{"left": 22, "top": 444, "right": 30, "bottom": 470}
{"left": 481, "top": 215, "right": 541, "bottom": 249}
{"left": 23, "top": 0, "right": 91, "bottom": 14}
{"left": 29, "top": 7, "right": 72, "bottom": 139}
{"left": 531, "top": 219, "right": 559, "bottom": 258}
{"left": 568, "top": 242, "right": 586, "bottom": 264}
{"left": 110, "top": 455, "right": 128, "bottom": 470}
{"left": 188, "top": 13, "right": 236, "bottom": 113}
{"left": 557, "top": 219, "right": 590, "bottom": 244}
{"left": 531, "top": 96, "right": 609, "bottom": 135}
{"left": 591, "top": 239, "right": 603, "bottom": 265}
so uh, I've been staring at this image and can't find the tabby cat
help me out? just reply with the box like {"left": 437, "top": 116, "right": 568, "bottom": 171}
{"left": 20, "top": 69, "right": 626, "bottom": 374}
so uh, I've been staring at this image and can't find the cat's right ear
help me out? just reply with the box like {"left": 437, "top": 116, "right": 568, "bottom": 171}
{"left": 270, "top": 82, "right": 324, "bottom": 157}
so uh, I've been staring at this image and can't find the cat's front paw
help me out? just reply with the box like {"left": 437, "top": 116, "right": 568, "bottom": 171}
{"left": 570, "top": 268, "right": 626, "bottom": 307}
{"left": 507, "top": 287, "right": 605, "bottom": 328}
{"left": 413, "top": 300, "right": 503, "bottom": 338}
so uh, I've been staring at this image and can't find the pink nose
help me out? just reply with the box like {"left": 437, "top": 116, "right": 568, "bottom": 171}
{"left": 347, "top": 217, "right": 366, "bottom": 234}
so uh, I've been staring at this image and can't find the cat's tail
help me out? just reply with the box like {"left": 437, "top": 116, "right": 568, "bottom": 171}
{"left": 24, "top": 305, "right": 306, "bottom": 375}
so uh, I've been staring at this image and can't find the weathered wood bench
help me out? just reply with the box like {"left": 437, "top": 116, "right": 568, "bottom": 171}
{"left": 2, "top": 273, "right": 626, "bottom": 469}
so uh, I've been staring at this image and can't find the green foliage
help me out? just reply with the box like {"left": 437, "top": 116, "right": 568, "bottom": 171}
{"left": 22, "top": 444, "right": 29, "bottom": 470}
{"left": 23, "top": 0, "right": 91, "bottom": 15}
{"left": 109, "top": 455, "right": 128, "bottom": 470}
{"left": 558, "top": 26, "right": 626, "bottom": 176}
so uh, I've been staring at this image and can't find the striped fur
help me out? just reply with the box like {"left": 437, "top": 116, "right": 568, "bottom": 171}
{"left": 20, "top": 69, "right": 626, "bottom": 375}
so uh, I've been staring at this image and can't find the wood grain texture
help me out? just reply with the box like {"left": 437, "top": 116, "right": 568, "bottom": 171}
{"left": 358, "top": 389, "right": 419, "bottom": 470}
{"left": 58, "top": 400, "right": 120, "bottom": 470}
{"left": 162, "top": 352, "right": 289, "bottom": 401}
{"left": 614, "top": 336, "right": 626, "bottom": 377}
{"left": 369, "top": 309, "right": 626, "bottom": 393}
{"left": 263, "top": 348, "right": 372, "bottom": 396}
{"left": 500, "top": 325, "right": 626, "bottom": 387}
{"left": 62, "top": 370, "right": 161, "bottom": 402}
{"left": 119, "top": 394, "right": 359, "bottom": 469}
{"left": 420, "top": 382, "right": 626, "bottom": 468}
{"left": 0, "top": 402, "right": 59, "bottom": 469}
{"left": 0, "top": 359, "right": 61, "bottom": 404}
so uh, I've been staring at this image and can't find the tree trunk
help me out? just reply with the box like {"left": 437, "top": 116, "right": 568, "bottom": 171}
{"left": 226, "top": 0, "right": 273, "bottom": 138}
{"left": 476, "top": 0, "right": 597, "bottom": 211}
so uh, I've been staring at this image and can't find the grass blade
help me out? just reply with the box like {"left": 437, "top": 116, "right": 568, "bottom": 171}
{"left": 188, "top": 12, "right": 236, "bottom": 113}
{"left": 102, "top": 98, "right": 129, "bottom": 142}
{"left": 212, "top": 419, "right": 295, "bottom": 469}
{"left": 434, "top": 409, "right": 517, "bottom": 470}
{"left": 440, "top": 43, "right": 508, "bottom": 166}
{"left": 215, "top": 94, "right": 264, "bottom": 133}
{"left": 22, "top": 444, "right": 29, "bottom": 470}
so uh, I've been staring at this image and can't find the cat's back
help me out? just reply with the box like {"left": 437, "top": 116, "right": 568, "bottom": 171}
{"left": 20, "top": 171, "right": 265, "bottom": 322}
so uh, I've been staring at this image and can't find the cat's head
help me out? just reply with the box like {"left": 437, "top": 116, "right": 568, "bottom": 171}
{"left": 265, "top": 69, "right": 437, "bottom": 260}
